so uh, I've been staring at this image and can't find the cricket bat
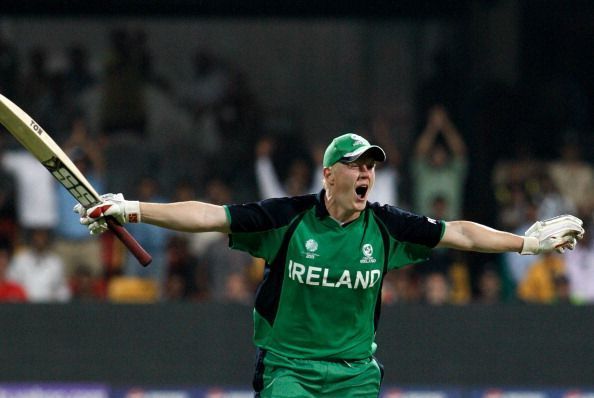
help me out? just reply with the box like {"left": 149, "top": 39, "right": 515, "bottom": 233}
{"left": 0, "top": 93, "right": 152, "bottom": 266}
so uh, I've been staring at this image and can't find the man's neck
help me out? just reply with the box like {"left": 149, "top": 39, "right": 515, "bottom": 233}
{"left": 324, "top": 192, "right": 361, "bottom": 224}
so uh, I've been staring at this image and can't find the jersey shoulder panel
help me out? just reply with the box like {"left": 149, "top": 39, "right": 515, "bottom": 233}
{"left": 226, "top": 194, "right": 318, "bottom": 233}
{"left": 369, "top": 202, "right": 443, "bottom": 247}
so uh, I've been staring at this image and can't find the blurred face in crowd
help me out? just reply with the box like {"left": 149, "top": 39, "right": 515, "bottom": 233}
{"left": 30, "top": 229, "right": 51, "bottom": 253}
{"left": 478, "top": 269, "right": 502, "bottom": 304}
{"left": 423, "top": 272, "right": 450, "bottom": 305}
{"left": 429, "top": 143, "right": 449, "bottom": 168}
{"left": 324, "top": 153, "right": 376, "bottom": 221}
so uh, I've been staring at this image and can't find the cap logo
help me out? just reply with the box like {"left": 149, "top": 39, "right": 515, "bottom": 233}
{"left": 350, "top": 134, "right": 366, "bottom": 146}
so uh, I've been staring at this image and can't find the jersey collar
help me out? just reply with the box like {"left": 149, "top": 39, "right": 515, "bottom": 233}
{"left": 315, "top": 190, "right": 329, "bottom": 219}
{"left": 315, "top": 189, "right": 369, "bottom": 225}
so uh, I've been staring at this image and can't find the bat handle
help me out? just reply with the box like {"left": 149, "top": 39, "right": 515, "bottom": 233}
{"left": 105, "top": 216, "right": 152, "bottom": 266}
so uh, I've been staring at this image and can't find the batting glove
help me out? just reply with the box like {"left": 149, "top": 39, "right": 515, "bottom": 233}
{"left": 74, "top": 193, "right": 141, "bottom": 235}
{"left": 521, "top": 214, "right": 585, "bottom": 255}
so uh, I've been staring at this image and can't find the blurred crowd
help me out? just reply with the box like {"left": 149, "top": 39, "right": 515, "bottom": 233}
{"left": 1, "top": 26, "right": 594, "bottom": 306}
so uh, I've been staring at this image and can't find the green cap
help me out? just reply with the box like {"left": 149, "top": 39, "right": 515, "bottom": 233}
{"left": 323, "top": 133, "right": 386, "bottom": 167}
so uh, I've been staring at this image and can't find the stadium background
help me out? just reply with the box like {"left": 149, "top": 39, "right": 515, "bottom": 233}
{"left": 1, "top": 0, "right": 594, "bottom": 397}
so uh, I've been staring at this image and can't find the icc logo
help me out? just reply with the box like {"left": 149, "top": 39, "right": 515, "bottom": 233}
{"left": 306, "top": 239, "right": 318, "bottom": 252}
{"left": 305, "top": 239, "right": 320, "bottom": 259}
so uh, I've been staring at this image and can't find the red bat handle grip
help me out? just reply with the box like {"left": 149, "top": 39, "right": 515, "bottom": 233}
{"left": 105, "top": 216, "right": 152, "bottom": 266}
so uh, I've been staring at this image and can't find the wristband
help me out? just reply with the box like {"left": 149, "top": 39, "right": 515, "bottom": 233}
{"left": 125, "top": 200, "right": 141, "bottom": 223}
{"left": 520, "top": 236, "right": 539, "bottom": 255}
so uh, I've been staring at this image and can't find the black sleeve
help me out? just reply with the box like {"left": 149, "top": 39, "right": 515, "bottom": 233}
{"left": 226, "top": 194, "right": 317, "bottom": 233}
{"left": 371, "top": 203, "right": 444, "bottom": 248}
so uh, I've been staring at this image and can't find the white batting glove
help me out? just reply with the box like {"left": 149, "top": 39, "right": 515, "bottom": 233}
{"left": 73, "top": 193, "right": 141, "bottom": 235}
{"left": 521, "top": 214, "right": 585, "bottom": 255}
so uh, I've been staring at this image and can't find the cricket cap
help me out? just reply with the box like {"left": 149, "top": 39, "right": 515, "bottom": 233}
{"left": 323, "top": 133, "right": 386, "bottom": 167}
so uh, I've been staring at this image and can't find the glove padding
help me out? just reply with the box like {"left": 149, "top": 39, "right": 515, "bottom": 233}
{"left": 73, "top": 193, "right": 141, "bottom": 235}
{"left": 521, "top": 214, "right": 585, "bottom": 255}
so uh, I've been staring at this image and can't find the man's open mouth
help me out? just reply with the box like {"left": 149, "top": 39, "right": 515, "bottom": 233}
{"left": 355, "top": 185, "right": 368, "bottom": 199}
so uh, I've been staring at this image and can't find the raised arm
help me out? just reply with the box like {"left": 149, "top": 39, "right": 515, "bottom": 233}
{"left": 437, "top": 107, "right": 467, "bottom": 157}
{"left": 75, "top": 194, "right": 231, "bottom": 235}
{"left": 414, "top": 112, "right": 440, "bottom": 158}
{"left": 255, "top": 137, "right": 286, "bottom": 199}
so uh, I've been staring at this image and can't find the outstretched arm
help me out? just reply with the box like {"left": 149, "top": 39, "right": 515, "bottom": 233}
{"left": 438, "top": 215, "right": 584, "bottom": 255}
{"left": 438, "top": 221, "right": 524, "bottom": 253}
{"left": 140, "top": 201, "right": 230, "bottom": 233}
{"left": 75, "top": 194, "right": 231, "bottom": 235}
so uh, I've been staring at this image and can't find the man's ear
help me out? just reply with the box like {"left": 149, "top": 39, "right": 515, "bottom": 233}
{"left": 323, "top": 167, "right": 334, "bottom": 185}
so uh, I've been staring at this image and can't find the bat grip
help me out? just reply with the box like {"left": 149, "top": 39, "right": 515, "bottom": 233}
{"left": 105, "top": 216, "right": 152, "bottom": 266}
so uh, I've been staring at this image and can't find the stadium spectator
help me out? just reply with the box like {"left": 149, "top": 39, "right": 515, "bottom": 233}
{"left": 475, "top": 264, "right": 503, "bottom": 304}
{"left": 162, "top": 235, "right": 200, "bottom": 301}
{"left": 492, "top": 142, "right": 542, "bottom": 206}
{"left": 384, "top": 267, "right": 422, "bottom": 304}
{"left": 1, "top": 145, "right": 59, "bottom": 235}
{"left": 222, "top": 271, "right": 253, "bottom": 305}
{"left": 411, "top": 104, "right": 468, "bottom": 220}
{"left": 163, "top": 270, "right": 188, "bottom": 302}
{"left": 179, "top": 48, "right": 232, "bottom": 156}
{"left": 496, "top": 183, "right": 532, "bottom": 232}
{"left": 421, "top": 271, "right": 451, "bottom": 305}
{"left": 254, "top": 136, "right": 315, "bottom": 199}
{"left": 517, "top": 252, "right": 566, "bottom": 304}
{"left": 69, "top": 264, "right": 106, "bottom": 301}
{"left": 535, "top": 172, "right": 575, "bottom": 221}
{"left": 0, "top": 238, "right": 27, "bottom": 302}
{"left": 8, "top": 228, "right": 70, "bottom": 302}
{"left": 548, "top": 133, "right": 594, "bottom": 215}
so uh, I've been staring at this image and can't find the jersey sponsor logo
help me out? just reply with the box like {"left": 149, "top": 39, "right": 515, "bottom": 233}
{"left": 360, "top": 243, "right": 377, "bottom": 264}
{"left": 426, "top": 217, "right": 437, "bottom": 224}
{"left": 288, "top": 260, "right": 381, "bottom": 289}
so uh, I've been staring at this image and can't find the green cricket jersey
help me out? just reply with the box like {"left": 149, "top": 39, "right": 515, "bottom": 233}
{"left": 225, "top": 190, "right": 444, "bottom": 361}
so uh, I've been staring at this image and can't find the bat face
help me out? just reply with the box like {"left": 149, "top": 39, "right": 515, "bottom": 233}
{"left": 42, "top": 155, "right": 100, "bottom": 208}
